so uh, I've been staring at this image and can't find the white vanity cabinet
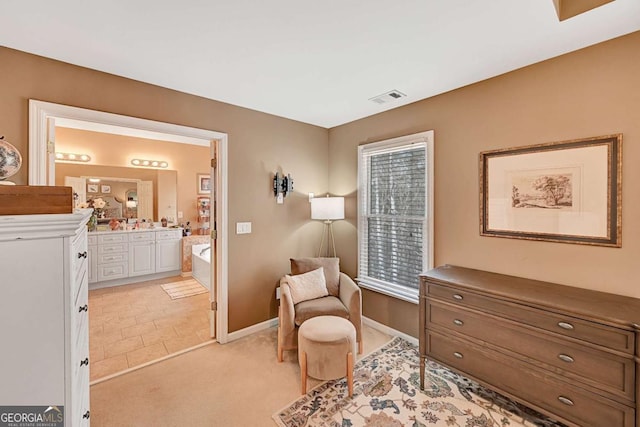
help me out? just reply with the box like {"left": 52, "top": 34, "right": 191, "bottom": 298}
{"left": 0, "top": 210, "right": 92, "bottom": 426}
{"left": 86, "top": 228, "right": 182, "bottom": 287}
{"left": 155, "top": 229, "right": 182, "bottom": 272}
{"left": 128, "top": 231, "right": 156, "bottom": 276}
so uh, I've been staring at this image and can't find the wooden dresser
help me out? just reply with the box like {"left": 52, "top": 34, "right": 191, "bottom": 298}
{"left": 419, "top": 265, "right": 640, "bottom": 427}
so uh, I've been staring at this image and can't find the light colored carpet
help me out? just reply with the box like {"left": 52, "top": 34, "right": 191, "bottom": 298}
{"left": 89, "top": 325, "right": 391, "bottom": 426}
{"left": 273, "top": 337, "right": 561, "bottom": 427}
{"left": 160, "top": 279, "right": 208, "bottom": 299}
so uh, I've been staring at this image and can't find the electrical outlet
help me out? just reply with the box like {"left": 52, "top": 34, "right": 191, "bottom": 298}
{"left": 177, "top": 211, "right": 183, "bottom": 219}
{"left": 276, "top": 193, "right": 284, "bottom": 204}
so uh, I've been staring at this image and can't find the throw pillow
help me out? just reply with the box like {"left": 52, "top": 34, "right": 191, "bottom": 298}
{"left": 290, "top": 257, "right": 340, "bottom": 296}
{"left": 285, "top": 267, "right": 329, "bottom": 305}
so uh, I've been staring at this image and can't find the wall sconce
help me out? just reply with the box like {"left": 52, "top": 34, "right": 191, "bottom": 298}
{"left": 131, "top": 159, "right": 169, "bottom": 168}
{"left": 273, "top": 172, "right": 293, "bottom": 204}
{"left": 55, "top": 152, "right": 91, "bottom": 162}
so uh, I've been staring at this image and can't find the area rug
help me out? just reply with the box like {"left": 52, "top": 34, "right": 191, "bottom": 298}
{"left": 273, "top": 337, "right": 564, "bottom": 427}
{"left": 160, "top": 279, "right": 208, "bottom": 299}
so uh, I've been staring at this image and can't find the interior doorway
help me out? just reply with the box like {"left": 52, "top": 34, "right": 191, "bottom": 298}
{"left": 28, "top": 100, "right": 229, "bottom": 348}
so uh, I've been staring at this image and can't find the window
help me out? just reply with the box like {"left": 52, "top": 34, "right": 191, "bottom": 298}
{"left": 357, "top": 131, "right": 434, "bottom": 303}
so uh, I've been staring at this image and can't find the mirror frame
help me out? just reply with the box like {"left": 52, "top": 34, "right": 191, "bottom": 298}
{"left": 28, "top": 100, "right": 230, "bottom": 344}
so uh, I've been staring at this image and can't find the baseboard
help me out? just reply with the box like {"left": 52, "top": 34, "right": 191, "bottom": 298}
{"left": 363, "top": 316, "right": 418, "bottom": 346}
{"left": 223, "top": 316, "right": 416, "bottom": 346}
{"left": 227, "top": 317, "right": 278, "bottom": 342}
{"left": 180, "top": 271, "right": 193, "bottom": 278}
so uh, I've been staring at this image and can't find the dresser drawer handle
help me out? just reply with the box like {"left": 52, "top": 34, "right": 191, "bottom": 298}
{"left": 83, "top": 411, "right": 90, "bottom": 419}
{"left": 453, "top": 319, "right": 464, "bottom": 326}
{"left": 558, "top": 354, "right": 574, "bottom": 363}
{"left": 453, "top": 352, "right": 463, "bottom": 359}
{"left": 557, "top": 321, "right": 574, "bottom": 330}
{"left": 78, "top": 304, "right": 88, "bottom": 313}
{"left": 80, "top": 357, "right": 89, "bottom": 367}
{"left": 77, "top": 251, "right": 88, "bottom": 259}
{"left": 452, "top": 294, "right": 463, "bottom": 300}
{"left": 558, "top": 396, "right": 574, "bottom": 406}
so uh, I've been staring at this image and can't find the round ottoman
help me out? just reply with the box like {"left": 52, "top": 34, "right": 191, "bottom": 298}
{"left": 298, "top": 315, "right": 356, "bottom": 396}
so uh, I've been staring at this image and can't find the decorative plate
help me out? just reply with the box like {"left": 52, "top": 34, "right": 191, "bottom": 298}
{"left": 0, "top": 138, "right": 22, "bottom": 180}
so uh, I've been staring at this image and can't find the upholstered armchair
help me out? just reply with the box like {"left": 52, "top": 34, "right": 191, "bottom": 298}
{"left": 277, "top": 258, "right": 362, "bottom": 362}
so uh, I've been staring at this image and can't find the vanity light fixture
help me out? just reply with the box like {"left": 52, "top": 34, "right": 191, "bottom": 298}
{"left": 131, "top": 158, "right": 169, "bottom": 168}
{"left": 55, "top": 152, "right": 91, "bottom": 162}
{"left": 88, "top": 178, "right": 101, "bottom": 183}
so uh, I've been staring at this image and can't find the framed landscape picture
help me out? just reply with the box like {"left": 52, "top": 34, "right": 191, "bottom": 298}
{"left": 479, "top": 134, "right": 622, "bottom": 247}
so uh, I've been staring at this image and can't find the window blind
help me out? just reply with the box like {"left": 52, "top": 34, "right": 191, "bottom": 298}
{"left": 359, "top": 144, "right": 426, "bottom": 291}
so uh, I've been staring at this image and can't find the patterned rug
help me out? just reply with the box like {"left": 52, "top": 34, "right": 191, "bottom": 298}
{"left": 273, "top": 337, "right": 565, "bottom": 427}
{"left": 160, "top": 279, "right": 208, "bottom": 299}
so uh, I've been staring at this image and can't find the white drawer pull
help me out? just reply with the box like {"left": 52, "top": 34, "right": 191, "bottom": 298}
{"left": 557, "top": 321, "right": 574, "bottom": 330}
{"left": 558, "top": 354, "right": 574, "bottom": 363}
{"left": 558, "top": 396, "right": 574, "bottom": 406}
{"left": 452, "top": 294, "right": 463, "bottom": 300}
{"left": 453, "top": 352, "right": 463, "bottom": 359}
{"left": 453, "top": 319, "right": 464, "bottom": 326}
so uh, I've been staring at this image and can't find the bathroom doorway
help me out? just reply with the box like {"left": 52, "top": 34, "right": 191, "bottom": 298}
{"left": 29, "top": 100, "right": 229, "bottom": 379}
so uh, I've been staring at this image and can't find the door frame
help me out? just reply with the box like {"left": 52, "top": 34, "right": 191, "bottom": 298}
{"left": 29, "top": 99, "right": 230, "bottom": 343}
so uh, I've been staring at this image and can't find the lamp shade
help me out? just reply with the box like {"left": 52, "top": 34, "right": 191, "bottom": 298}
{"left": 311, "top": 197, "right": 344, "bottom": 220}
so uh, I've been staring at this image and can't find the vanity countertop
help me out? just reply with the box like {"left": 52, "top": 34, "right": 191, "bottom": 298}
{"left": 88, "top": 227, "right": 182, "bottom": 235}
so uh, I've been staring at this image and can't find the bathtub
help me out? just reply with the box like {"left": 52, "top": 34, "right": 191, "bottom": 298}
{"left": 191, "top": 243, "right": 211, "bottom": 291}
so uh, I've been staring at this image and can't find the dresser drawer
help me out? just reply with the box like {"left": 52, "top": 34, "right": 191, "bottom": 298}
{"left": 72, "top": 319, "right": 89, "bottom": 385}
{"left": 155, "top": 229, "right": 182, "bottom": 240}
{"left": 98, "top": 233, "right": 127, "bottom": 244}
{"left": 426, "top": 330, "right": 635, "bottom": 427}
{"left": 97, "top": 252, "right": 128, "bottom": 265}
{"left": 72, "top": 279, "right": 89, "bottom": 350}
{"left": 428, "top": 300, "right": 635, "bottom": 401}
{"left": 426, "top": 283, "right": 634, "bottom": 353}
{"left": 129, "top": 232, "right": 154, "bottom": 242}
{"left": 97, "top": 262, "right": 128, "bottom": 281}
{"left": 98, "top": 242, "right": 127, "bottom": 255}
{"left": 71, "top": 229, "right": 88, "bottom": 286}
{"left": 87, "top": 235, "right": 98, "bottom": 245}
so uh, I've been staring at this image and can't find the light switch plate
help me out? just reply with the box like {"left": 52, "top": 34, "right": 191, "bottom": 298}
{"left": 236, "top": 222, "right": 252, "bottom": 234}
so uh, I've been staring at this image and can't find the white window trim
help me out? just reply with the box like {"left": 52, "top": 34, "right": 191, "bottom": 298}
{"left": 356, "top": 130, "right": 434, "bottom": 304}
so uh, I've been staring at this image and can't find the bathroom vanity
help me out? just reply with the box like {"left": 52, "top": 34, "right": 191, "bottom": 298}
{"left": 88, "top": 227, "right": 182, "bottom": 288}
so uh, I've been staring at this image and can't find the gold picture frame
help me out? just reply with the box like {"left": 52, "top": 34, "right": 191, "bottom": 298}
{"left": 480, "top": 134, "right": 622, "bottom": 247}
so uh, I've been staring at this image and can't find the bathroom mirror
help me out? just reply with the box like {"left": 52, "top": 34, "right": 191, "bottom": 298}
{"left": 55, "top": 163, "right": 177, "bottom": 222}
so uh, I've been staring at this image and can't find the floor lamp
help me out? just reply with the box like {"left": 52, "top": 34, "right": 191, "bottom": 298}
{"left": 311, "top": 196, "right": 344, "bottom": 257}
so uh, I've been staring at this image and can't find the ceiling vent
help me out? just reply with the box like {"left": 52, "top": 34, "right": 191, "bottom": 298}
{"left": 369, "top": 90, "right": 407, "bottom": 104}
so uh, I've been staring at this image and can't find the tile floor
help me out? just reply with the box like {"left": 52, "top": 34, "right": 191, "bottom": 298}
{"left": 88, "top": 276, "right": 212, "bottom": 381}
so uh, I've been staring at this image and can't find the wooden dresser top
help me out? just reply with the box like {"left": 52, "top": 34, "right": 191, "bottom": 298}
{"left": 421, "top": 265, "right": 640, "bottom": 330}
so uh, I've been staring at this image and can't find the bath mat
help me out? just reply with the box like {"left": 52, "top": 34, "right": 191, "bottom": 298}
{"left": 273, "top": 336, "right": 564, "bottom": 427}
{"left": 161, "top": 279, "right": 208, "bottom": 299}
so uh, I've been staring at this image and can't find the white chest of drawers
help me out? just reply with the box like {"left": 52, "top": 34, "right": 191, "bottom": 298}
{"left": 0, "top": 210, "right": 92, "bottom": 426}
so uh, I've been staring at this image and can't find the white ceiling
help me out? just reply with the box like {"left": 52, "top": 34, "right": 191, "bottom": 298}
{"left": 2, "top": 1, "right": 639, "bottom": 128}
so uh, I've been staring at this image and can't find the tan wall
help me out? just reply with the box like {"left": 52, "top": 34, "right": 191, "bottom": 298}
{"left": 55, "top": 127, "right": 207, "bottom": 225}
{"left": 328, "top": 31, "right": 640, "bottom": 337}
{"left": 0, "top": 46, "right": 329, "bottom": 333}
